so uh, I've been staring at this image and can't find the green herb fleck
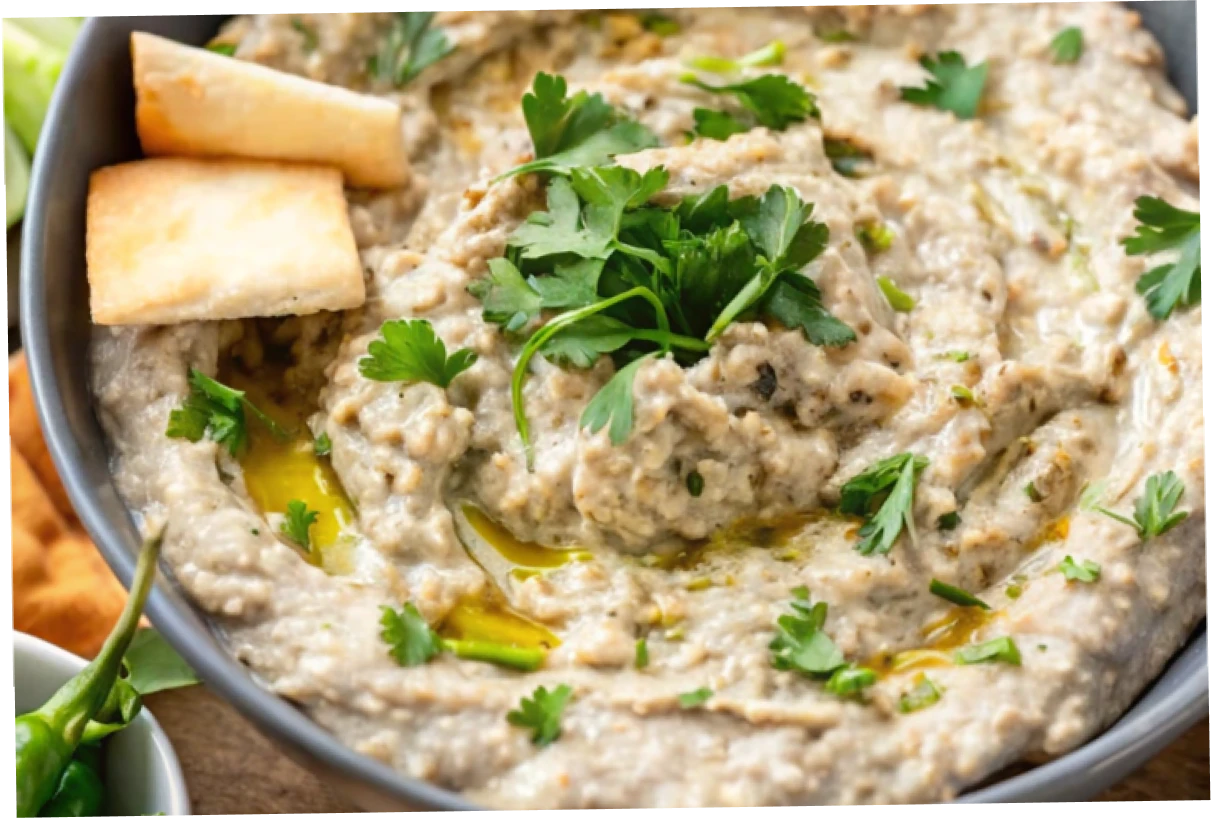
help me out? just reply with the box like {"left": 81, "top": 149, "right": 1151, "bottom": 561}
{"left": 823, "top": 137, "right": 874, "bottom": 178}
{"left": 877, "top": 276, "right": 915, "bottom": 312}
{"left": 677, "top": 687, "right": 714, "bottom": 708}
{"left": 857, "top": 221, "right": 894, "bottom": 254}
{"left": 205, "top": 42, "right": 236, "bottom": 57}
{"left": 280, "top": 500, "right": 318, "bottom": 551}
{"left": 929, "top": 579, "right": 990, "bottom": 610}
{"left": 824, "top": 665, "right": 877, "bottom": 700}
{"left": 639, "top": 12, "right": 680, "bottom": 37}
{"left": 373, "top": 12, "right": 455, "bottom": 87}
{"left": 358, "top": 318, "right": 477, "bottom": 388}
{"left": 1050, "top": 26, "right": 1083, "bottom": 64}
{"left": 291, "top": 17, "right": 318, "bottom": 52}
{"left": 380, "top": 602, "right": 442, "bottom": 667}
{"left": 635, "top": 638, "right": 649, "bottom": 669}
{"left": 1057, "top": 555, "right": 1101, "bottom": 583}
{"left": 897, "top": 674, "right": 942, "bottom": 713}
{"left": 686, "top": 470, "right": 705, "bottom": 497}
{"left": 941, "top": 350, "right": 972, "bottom": 363}
{"left": 508, "top": 684, "right": 573, "bottom": 745}
{"left": 900, "top": 51, "right": 988, "bottom": 120}
{"left": 685, "top": 40, "right": 786, "bottom": 74}
{"left": 769, "top": 589, "right": 847, "bottom": 677}
{"left": 950, "top": 385, "right": 981, "bottom": 407}
{"left": 954, "top": 636, "right": 1021, "bottom": 666}
{"left": 313, "top": 432, "right": 332, "bottom": 457}
{"left": 1024, "top": 481, "right": 1043, "bottom": 503}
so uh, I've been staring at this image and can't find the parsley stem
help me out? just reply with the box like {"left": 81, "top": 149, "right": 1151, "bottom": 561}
{"left": 513, "top": 287, "right": 673, "bottom": 466}
{"left": 439, "top": 639, "right": 546, "bottom": 672}
{"left": 705, "top": 271, "right": 768, "bottom": 343}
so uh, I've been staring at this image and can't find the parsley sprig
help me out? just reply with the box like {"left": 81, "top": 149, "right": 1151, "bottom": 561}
{"left": 839, "top": 453, "right": 929, "bottom": 556}
{"left": 379, "top": 603, "right": 547, "bottom": 672}
{"left": 899, "top": 51, "right": 988, "bottom": 120}
{"left": 1057, "top": 556, "right": 1101, "bottom": 583}
{"left": 1121, "top": 196, "right": 1200, "bottom": 320}
{"left": 166, "top": 368, "right": 286, "bottom": 456}
{"left": 358, "top": 319, "right": 477, "bottom": 387}
{"left": 1080, "top": 471, "right": 1188, "bottom": 541}
{"left": 496, "top": 73, "right": 658, "bottom": 181}
{"left": 372, "top": 12, "right": 454, "bottom": 87}
{"left": 508, "top": 684, "right": 573, "bottom": 745}
{"left": 280, "top": 500, "right": 318, "bottom": 552}
{"left": 768, "top": 588, "right": 875, "bottom": 700}
{"left": 1050, "top": 27, "right": 1083, "bottom": 64}
{"left": 681, "top": 72, "right": 819, "bottom": 140}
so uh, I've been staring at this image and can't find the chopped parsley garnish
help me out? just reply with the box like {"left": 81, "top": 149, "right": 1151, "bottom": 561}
{"left": 166, "top": 368, "right": 285, "bottom": 456}
{"left": 1006, "top": 584, "right": 1023, "bottom": 600}
{"left": 817, "top": 28, "right": 858, "bottom": 44}
{"left": 681, "top": 72, "right": 819, "bottom": 132}
{"left": 313, "top": 432, "right": 332, "bottom": 457}
{"left": 899, "top": 51, "right": 988, "bottom": 120}
{"left": 635, "top": 638, "right": 649, "bottom": 669}
{"left": 291, "top": 17, "right": 318, "bottom": 53}
{"left": 1057, "top": 555, "right": 1101, "bottom": 583}
{"left": 471, "top": 164, "right": 851, "bottom": 461}
{"left": 898, "top": 675, "right": 942, "bottom": 713}
{"left": 839, "top": 453, "right": 929, "bottom": 556}
{"left": 769, "top": 587, "right": 847, "bottom": 677}
{"left": 373, "top": 12, "right": 454, "bottom": 87}
{"left": 1121, "top": 196, "right": 1200, "bottom": 320}
{"left": 684, "top": 40, "right": 785, "bottom": 74}
{"left": 824, "top": 665, "right": 877, "bottom": 700}
{"left": 358, "top": 318, "right": 477, "bottom": 387}
{"left": 280, "top": 500, "right": 318, "bottom": 551}
{"left": 1050, "top": 26, "right": 1083, "bottom": 64}
{"left": 954, "top": 636, "right": 1021, "bottom": 666}
{"left": 877, "top": 275, "right": 915, "bottom": 312}
{"left": 1080, "top": 471, "right": 1188, "bottom": 541}
{"left": 929, "top": 579, "right": 990, "bottom": 610}
{"left": 496, "top": 72, "right": 658, "bottom": 181}
{"left": 205, "top": 42, "right": 236, "bottom": 57}
{"left": 690, "top": 108, "right": 749, "bottom": 141}
{"left": 823, "top": 137, "right": 874, "bottom": 178}
{"left": 677, "top": 687, "right": 714, "bottom": 708}
{"left": 1024, "top": 481, "right": 1043, "bottom": 503}
{"left": 639, "top": 12, "right": 680, "bottom": 37}
{"left": 950, "top": 385, "right": 981, "bottom": 407}
{"left": 857, "top": 221, "right": 894, "bottom": 254}
{"left": 380, "top": 603, "right": 546, "bottom": 672}
{"left": 508, "top": 684, "right": 573, "bottom": 745}
{"left": 686, "top": 470, "right": 705, "bottom": 497}
{"left": 941, "top": 350, "right": 972, "bottom": 363}
{"left": 938, "top": 511, "right": 961, "bottom": 531}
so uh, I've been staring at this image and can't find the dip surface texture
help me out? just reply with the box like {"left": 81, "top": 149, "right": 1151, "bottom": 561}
{"left": 91, "top": 6, "right": 1204, "bottom": 808}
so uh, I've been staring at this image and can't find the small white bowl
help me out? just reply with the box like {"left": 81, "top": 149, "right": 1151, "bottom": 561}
{"left": 13, "top": 631, "right": 191, "bottom": 816}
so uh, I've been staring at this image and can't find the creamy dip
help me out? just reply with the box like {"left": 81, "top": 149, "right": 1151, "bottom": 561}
{"left": 91, "top": 6, "right": 1204, "bottom": 808}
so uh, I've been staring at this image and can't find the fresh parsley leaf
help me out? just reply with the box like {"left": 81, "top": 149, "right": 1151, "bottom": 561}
{"left": 635, "top": 638, "right": 649, "bottom": 669}
{"left": 823, "top": 137, "right": 874, "bottom": 178}
{"left": 313, "top": 432, "right": 332, "bottom": 457}
{"left": 953, "top": 636, "right": 1021, "bottom": 666}
{"left": 1057, "top": 556, "right": 1101, "bottom": 583}
{"left": 686, "top": 470, "right": 705, "bottom": 497}
{"left": 374, "top": 12, "right": 455, "bottom": 87}
{"left": 1083, "top": 470, "right": 1188, "bottom": 541}
{"left": 580, "top": 354, "right": 651, "bottom": 445}
{"left": 381, "top": 603, "right": 441, "bottom": 667}
{"left": 691, "top": 107, "right": 750, "bottom": 141}
{"left": 768, "top": 590, "right": 847, "bottom": 677}
{"left": 639, "top": 12, "right": 680, "bottom": 37}
{"left": 1121, "top": 196, "right": 1200, "bottom": 320}
{"left": 685, "top": 40, "right": 785, "bottom": 74}
{"left": 877, "top": 276, "right": 915, "bottom": 312}
{"left": 469, "top": 257, "right": 544, "bottom": 332}
{"left": 929, "top": 579, "right": 990, "bottom": 610}
{"left": 1050, "top": 26, "right": 1083, "bottom": 64}
{"left": 205, "top": 42, "right": 236, "bottom": 57}
{"left": 681, "top": 73, "right": 819, "bottom": 130}
{"left": 358, "top": 319, "right": 477, "bottom": 387}
{"left": 280, "top": 499, "right": 318, "bottom": 551}
{"left": 291, "top": 17, "right": 318, "bottom": 53}
{"left": 840, "top": 453, "right": 929, "bottom": 556}
{"left": 677, "top": 687, "right": 714, "bottom": 708}
{"left": 899, "top": 51, "right": 988, "bottom": 120}
{"left": 762, "top": 274, "right": 856, "bottom": 347}
{"left": 121, "top": 628, "right": 199, "bottom": 696}
{"left": 498, "top": 73, "right": 658, "bottom": 180}
{"left": 508, "top": 684, "right": 573, "bottom": 745}
{"left": 897, "top": 675, "right": 942, "bottom": 713}
{"left": 857, "top": 221, "right": 894, "bottom": 254}
{"left": 540, "top": 315, "right": 636, "bottom": 368}
{"left": 825, "top": 664, "right": 877, "bottom": 700}
{"left": 166, "top": 369, "right": 283, "bottom": 456}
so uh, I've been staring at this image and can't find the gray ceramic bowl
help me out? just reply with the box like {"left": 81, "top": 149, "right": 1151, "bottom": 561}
{"left": 20, "top": 5, "right": 1207, "bottom": 809}
{"left": 14, "top": 632, "right": 191, "bottom": 816}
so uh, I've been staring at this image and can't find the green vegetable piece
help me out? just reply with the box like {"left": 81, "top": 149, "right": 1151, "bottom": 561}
{"left": 769, "top": 590, "right": 847, "bottom": 677}
{"left": 635, "top": 638, "right": 649, "bottom": 669}
{"left": 373, "top": 12, "right": 454, "bottom": 87}
{"left": 280, "top": 500, "right": 318, "bottom": 552}
{"left": 1050, "top": 26, "right": 1083, "bottom": 64}
{"left": 358, "top": 318, "right": 478, "bottom": 387}
{"left": 508, "top": 684, "right": 573, "bottom": 745}
{"left": 685, "top": 40, "right": 786, "bottom": 74}
{"left": 1082, "top": 470, "right": 1188, "bottom": 541}
{"left": 929, "top": 579, "right": 990, "bottom": 610}
{"left": 857, "top": 221, "right": 894, "bottom": 253}
{"left": 1057, "top": 555, "right": 1101, "bottom": 583}
{"left": 825, "top": 665, "right": 877, "bottom": 700}
{"left": 313, "top": 432, "right": 332, "bottom": 457}
{"left": 441, "top": 640, "right": 545, "bottom": 672}
{"left": 119, "top": 629, "right": 199, "bottom": 697}
{"left": 677, "top": 687, "right": 714, "bottom": 708}
{"left": 686, "top": 470, "right": 705, "bottom": 497}
{"left": 899, "top": 51, "right": 988, "bottom": 120}
{"left": 877, "top": 276, "right": 915, "bottom": 312}
{"left": 38, "top": 744, "right": 104, "bottom": 817}
{"left": 954, "top": 636, "right": 1022, "bottom": 666}
{"left": 1121, "top": 196, "right": 1200, "bottom": 320}
{"left": 941, "top": 350, "right": 971, "bottom": 363}
{"left": 379, "top": 603, "right": 442, "bottom": 668}
{"left": 897, "top": 675, "right": 942, "bottom": 713}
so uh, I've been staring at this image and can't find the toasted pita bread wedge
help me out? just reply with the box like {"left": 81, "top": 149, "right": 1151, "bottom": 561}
{"left": 132, "top": 31, "right": 410, "bottom": 189}
{"left": 87, "top": 157, "right": 365, "bottom": 325}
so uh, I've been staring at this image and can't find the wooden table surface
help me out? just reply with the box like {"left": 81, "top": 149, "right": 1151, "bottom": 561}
{"left": 145, "top": 686, "right": 1209, "bottom": 813}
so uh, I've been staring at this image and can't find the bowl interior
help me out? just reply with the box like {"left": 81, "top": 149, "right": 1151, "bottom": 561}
{"left": 20, "top": 4, "right": 1205, "bottom": 810}
{"left": 13, "top": 632, "right": 190, "bottom": 816}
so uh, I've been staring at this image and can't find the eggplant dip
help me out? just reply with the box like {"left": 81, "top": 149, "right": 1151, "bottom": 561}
{"left": 89, "top": 6, "right": 1203, "bottom": 808}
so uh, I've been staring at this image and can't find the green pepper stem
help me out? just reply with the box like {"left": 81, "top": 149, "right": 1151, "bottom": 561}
{"left": 39, "top": 530, "right": 164, "bottom": 743}
{"left": 440, "top": 639, "right": 546, "bottom": 672}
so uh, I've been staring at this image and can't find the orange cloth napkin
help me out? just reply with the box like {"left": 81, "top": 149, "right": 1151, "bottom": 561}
{"left": 10, "top": 351, "right": 127, "bottom": 658}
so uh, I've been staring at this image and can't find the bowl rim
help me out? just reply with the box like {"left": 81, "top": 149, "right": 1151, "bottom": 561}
{"left": 19, "top": 11, "right": 1208, "bottom": 811}
{"left": 13, "top": 630, "right": 193, "bottom": 816}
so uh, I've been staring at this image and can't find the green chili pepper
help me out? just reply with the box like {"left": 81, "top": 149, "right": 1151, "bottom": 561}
{"left": 39, "top": 744, "right": 105, "bottom": 817}
{"left": 16, "top": 531, "right": 163, "bottom": 817}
